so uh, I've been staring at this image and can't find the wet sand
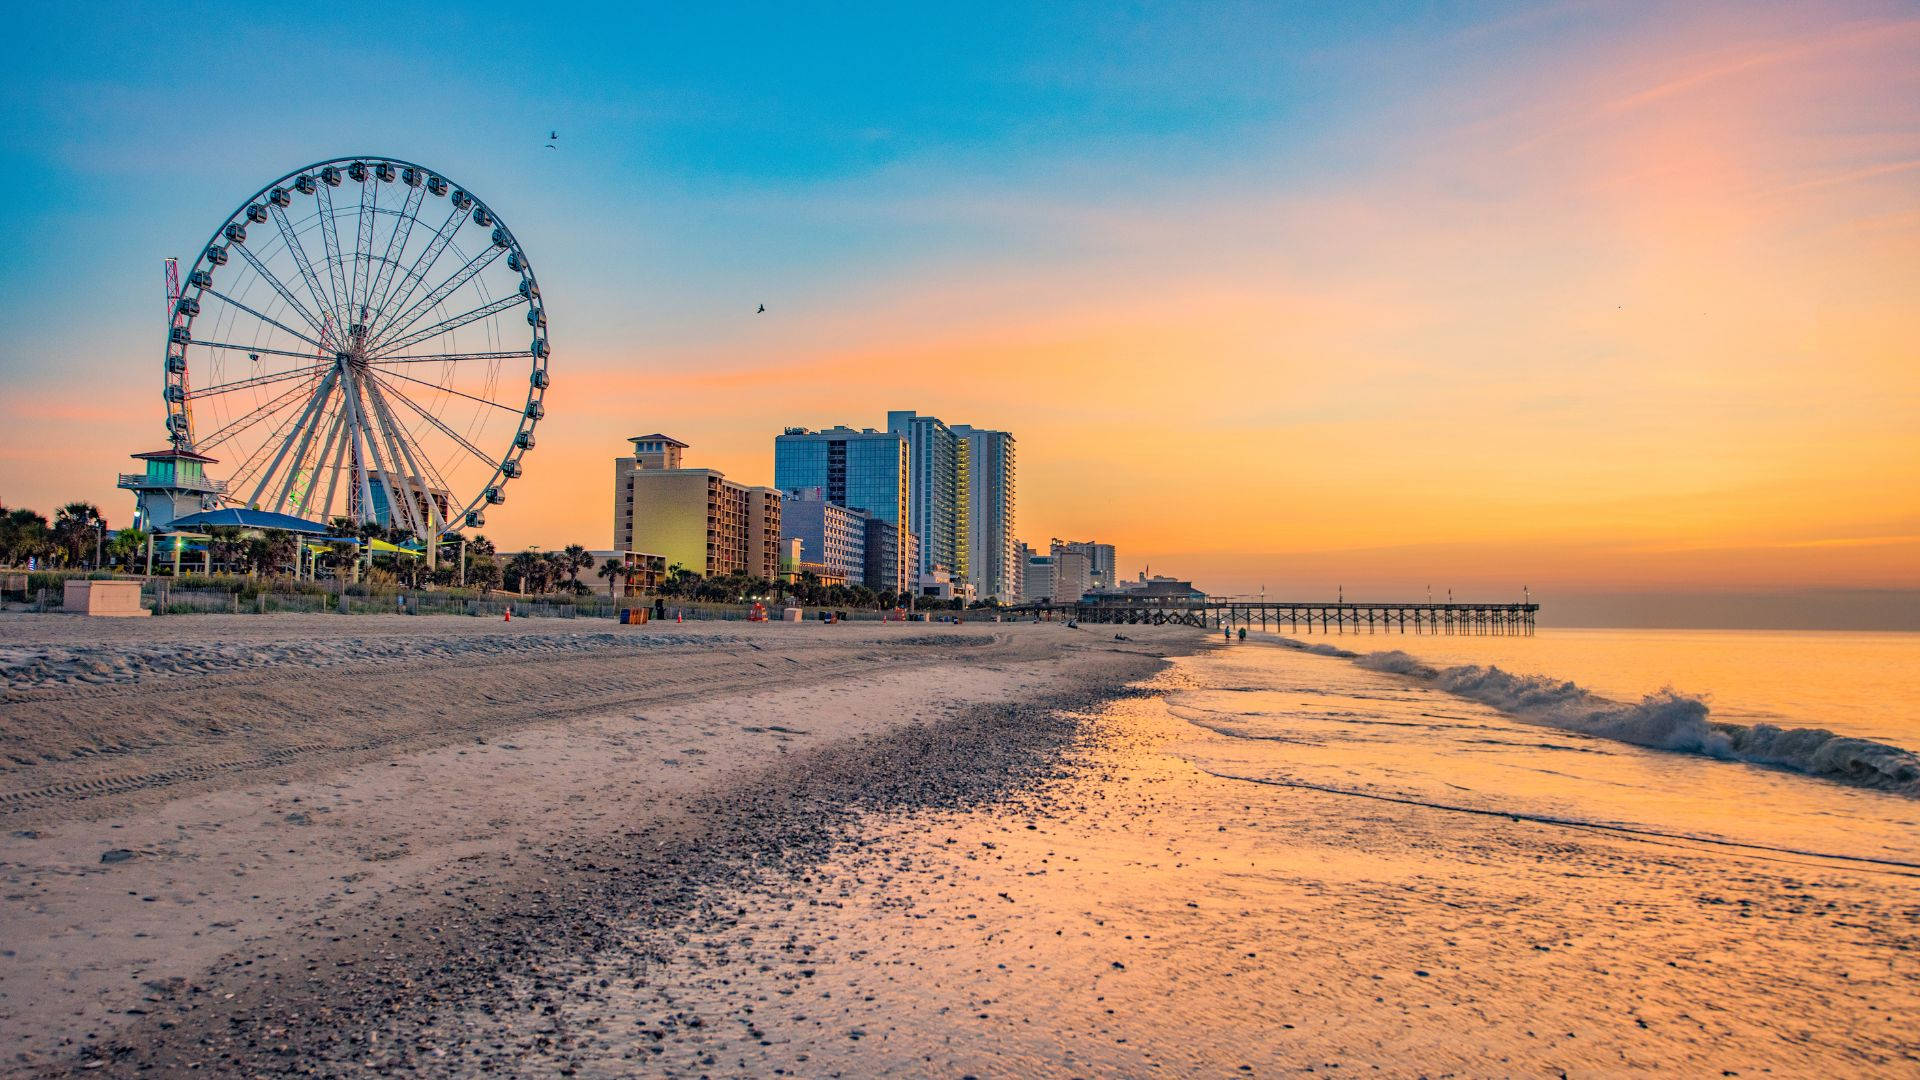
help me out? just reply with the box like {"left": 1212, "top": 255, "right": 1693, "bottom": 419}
{"left": 0, "top": 615, "right": 1190, "bottom": 1075}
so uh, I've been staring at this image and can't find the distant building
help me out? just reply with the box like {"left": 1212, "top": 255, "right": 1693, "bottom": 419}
{"left": 953, "top": 426, "right": 1017, "bottom": 602}
{"left": 1053, "top": 540, "right": 1117, "bottom": 591}
{"left": 863, "top": 517, "right": 908, "bottom": 597}
{"left": 1020, "top": 544, "right": 1054, "bottom": 604}
{"left": 916, "top": 565, "right": 972, "bottom": 601}
{"left": 781, "top": 488, "right": 868, "bottom": 587}
{"left": 774, "top": 425, "right": 911, "bottom": 592}
{"left": 1086, "top": 573, "right": 1206, "bottom": 604}
{"left": 1047, "top": 539, "right": 1094, "bottom": 603}
{"left": 778, "top": 537, "right": 803, "bottom": 581}
{"left": 587, "top": 550, "right": 669, "bottom": 597}
{"left": 614, "top": 434, "right": 782, "bottom": 581}
{"left": 887, "top": 411, "right": 968, "bottom": 586}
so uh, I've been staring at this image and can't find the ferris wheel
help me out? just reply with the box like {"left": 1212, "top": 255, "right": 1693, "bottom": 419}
{"left": 163, "top": 156, "right": 549, "bottom": 538}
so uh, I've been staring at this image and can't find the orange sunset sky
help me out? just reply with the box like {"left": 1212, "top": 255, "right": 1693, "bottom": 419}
{"left": 1, "top": 2, "right": 1915, "bottom": 608}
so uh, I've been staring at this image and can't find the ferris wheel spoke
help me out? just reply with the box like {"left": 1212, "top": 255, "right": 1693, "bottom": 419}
{"left": 364, "top": 379, "right": 442, "bottom": 535}
{"left": 201, "top": 288, "right": 329, "bottom": 352}
{"left": 366, "top": 182, "right": 426, "bottom": 326}
{"left": 191, "top": 339, "right": 332, "bottom": 363}
{"left": 268, "top": 203, "right": 340, "bottom": 348}
{"left": 375, "top": 391, "right": 456, "bottom": 509}
{"left": 367, "top": 244, "right": 508, "bottom": 354}
{"left": 369, "top": 350, "right": 532, "bottom": 366}
{"left": 377, "top": 367, "right": 523, "bottom": 413}
{"left": 224, "top": 380, "right": 329, "bottom": 495}
{"left": 374, "top": 204, "right": 464, "bottom": 342}
{"left": 371, "top": 293, "right": 528, "bottom": 357}
{"left": 349, "top": 175, "right": 377, "bottom": 324}
{"left": 245, "top": 368, "right": 339, "bottom": 509}
{"left": 193, "top": 377, "right": 320, "bottom": 453}
{"left": 228, "top": 243, "right": 331, "bottom": 339}
{"left": 189, "top": 362, "right": 331, "bottom": 399}
{"left": 277, "top": 389, "right": 343, "bottom": 516}
{"left": 340, "top": 375, "right": 390, "bottom": 525}
{"left": 373, "top": 372, "right": 504, "bottom": 468}
{"left": 313, "top": 409, "right": 349, "bottom": 524}
{"left": 314, "top": 181, "right": 352, "bottom": 327}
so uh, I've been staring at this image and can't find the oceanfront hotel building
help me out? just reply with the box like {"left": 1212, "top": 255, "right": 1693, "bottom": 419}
{"left": 615, "top": 414, "right": 1035, "bottom": 603}
{"left": 614, "top": 435, "right": 782, "bottom": 581}
{"left": 887, "top": 411, "right": 968, "bottom": 590}
{"left": 954, "top": 425, "right": 1017, "bottom": 603}
{"left": 773, "top": 425, "right": 913, "bottom": 594}
{"left": 778, "top": 414, "right": 1020, "bottom": 603}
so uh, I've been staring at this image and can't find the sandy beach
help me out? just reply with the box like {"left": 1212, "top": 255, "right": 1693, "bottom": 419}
{"left": 0, "top": 615, "right": 1190, "bottom": 1075}
{"left": 3, "top": 616, "right": 1915, "bottom": 1076}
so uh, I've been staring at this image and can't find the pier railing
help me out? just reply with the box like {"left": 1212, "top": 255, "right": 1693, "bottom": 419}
{"left": 1004, "top": 600, "right": 1538, "bottom": 635}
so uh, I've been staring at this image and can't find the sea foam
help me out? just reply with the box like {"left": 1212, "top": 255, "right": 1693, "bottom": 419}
{"left": 1339, "top": 648, "right": 1920, "bottom": 795}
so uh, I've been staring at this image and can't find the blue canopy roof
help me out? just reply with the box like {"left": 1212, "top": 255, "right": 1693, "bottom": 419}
{"left": 164, "top": 508, "right": 332, "bottom": 535}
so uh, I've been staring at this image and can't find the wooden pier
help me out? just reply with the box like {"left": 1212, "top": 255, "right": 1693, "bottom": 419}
{"left": 1005, "top": 600, "right": 1538, "bottom": 635}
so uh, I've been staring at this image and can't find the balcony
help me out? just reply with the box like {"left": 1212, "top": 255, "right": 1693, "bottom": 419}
{"left": 118, "top": 473, "right": 228, "bottom": 494}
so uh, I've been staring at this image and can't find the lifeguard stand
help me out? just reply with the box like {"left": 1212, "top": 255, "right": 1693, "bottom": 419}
{"left": 119, "top": 448, "right": 226, "bottom": 532}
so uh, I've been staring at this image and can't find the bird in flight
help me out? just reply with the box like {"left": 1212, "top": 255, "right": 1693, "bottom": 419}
{"left": 545, "top": 130, "right": 558, "bottom": 149}
{"left": 757, "top": 304, "right": 765, "bottom": 314}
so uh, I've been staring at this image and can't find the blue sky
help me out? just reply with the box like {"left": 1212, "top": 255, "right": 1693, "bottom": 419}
{"left": 3, "top": 1, "right": 1916, "bottom": 607}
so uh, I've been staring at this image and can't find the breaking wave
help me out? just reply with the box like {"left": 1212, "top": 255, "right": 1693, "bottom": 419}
{"left": 1342, "top": 649, "right": 1920, "bottom": 796}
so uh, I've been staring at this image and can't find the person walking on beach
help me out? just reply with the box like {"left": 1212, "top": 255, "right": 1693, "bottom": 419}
{"left": 1238, "top": 627, "right": 1246, "bottom": 641}
{"left": 1223, "top": 625, "right": 1231, "bottom": 642}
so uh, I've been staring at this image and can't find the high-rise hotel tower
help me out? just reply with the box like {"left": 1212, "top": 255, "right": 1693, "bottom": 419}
{"left": 886, "top": 411, "right": 968, "bottom": 587}
{"left": 952, "top": 425, "right": 1017, "bottom": 603}
{"left": 772, "top": 425, "right": 912, "bottom": 594}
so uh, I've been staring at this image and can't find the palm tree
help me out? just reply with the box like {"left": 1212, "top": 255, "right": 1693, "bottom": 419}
{"left": 663, "top": 563, "right": 700, "bottom": 599}
{"left": 541, "top": 550, "right": 571, "bottom": 594}
{"left": 462, "top": 534, "right": 496, "bottom": 587}
{"left": 506, "top": 550, "right": 542, "bottom": 594}
{"left": 562, "top": 544, "right": 591, "bottom": 591}
{"left": 107, "top": 528, "right": 146, "bottom": 571}
{"left": 468, "top": 560, "right": 502, "bottom": 594}
{"left": 52, "top": 502, "right": 107, "bottom": 568}
{"left": 597, "top": 557, "right": 630, "bottom": 600}
{"left": 258, "top": 529, "right": 298, "bottom": 576}
{"left": 1, "top": 507, "right": 53, "bottom": 566}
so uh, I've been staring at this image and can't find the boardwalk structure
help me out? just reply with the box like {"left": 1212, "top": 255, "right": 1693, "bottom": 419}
{"left": 1006, "top": 599, "right": 1538, "bottom": 635}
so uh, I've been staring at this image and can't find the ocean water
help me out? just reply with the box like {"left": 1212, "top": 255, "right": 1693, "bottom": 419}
{"left": 1255, "top": 626, "right": 1920, "bottom": 745}
{"left": 1209, "top": 628, "right": 1920, "bottom": 865}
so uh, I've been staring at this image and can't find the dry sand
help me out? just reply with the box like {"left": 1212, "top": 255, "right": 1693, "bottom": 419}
{"left": 0, "top": 613, "right": 1190, "bottom": 1075}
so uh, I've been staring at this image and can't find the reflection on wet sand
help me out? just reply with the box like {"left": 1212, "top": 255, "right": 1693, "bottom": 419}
{"left": 529, "top": 645, "right": 1920, "bottom": 1076}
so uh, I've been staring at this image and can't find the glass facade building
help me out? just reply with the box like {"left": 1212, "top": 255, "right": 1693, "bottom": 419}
{"left": 774, "top": 426, "right": 911, "bottom": 593}
{"left": 887, "top": 410, "right": 968, "bottom": 584}
{"left": 953, "top": 426, "right": 1016, "bottom": 602}
{"left": 779, "top": 488, "right": 869, "bottom": 586}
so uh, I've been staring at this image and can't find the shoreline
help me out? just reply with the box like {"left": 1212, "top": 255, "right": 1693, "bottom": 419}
{"left": 0, "top": 616, "right": 1196, "bottom": 1074}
